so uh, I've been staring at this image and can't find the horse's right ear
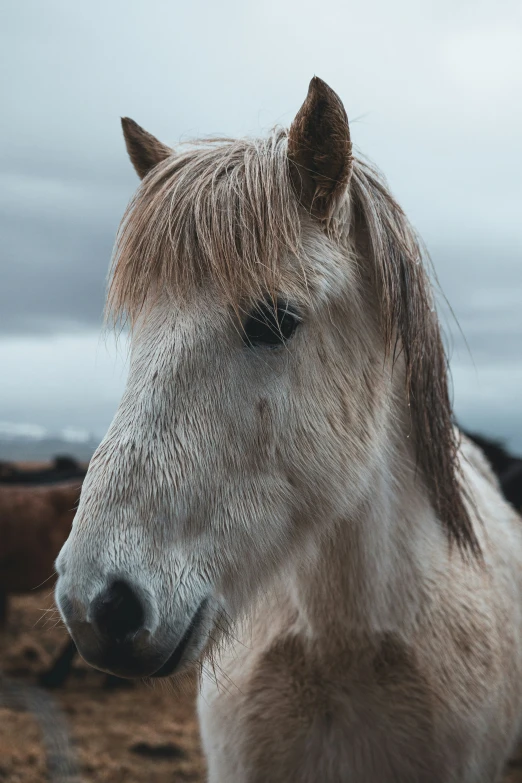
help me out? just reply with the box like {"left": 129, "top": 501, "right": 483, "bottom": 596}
{"left": 121, "top": 118, "right": 172, "bottom": 179}
{"left": 287, "top": 77, "right": 352, "bottom": 223}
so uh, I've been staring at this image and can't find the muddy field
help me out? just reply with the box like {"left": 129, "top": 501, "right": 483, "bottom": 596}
{"left": 2, "top": 590, "right": 522, "bottom": 782}
{"left": 0, "top": 591, "right": 205, "bottom": 782}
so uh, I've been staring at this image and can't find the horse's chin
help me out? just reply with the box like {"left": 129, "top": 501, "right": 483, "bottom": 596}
{"left": 150, "top": 598, "right": 210, "bottom": 678}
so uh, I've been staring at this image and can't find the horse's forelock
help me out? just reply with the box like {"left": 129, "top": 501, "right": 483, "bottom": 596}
{"left": 107, "top": 129, "right": 304, "bottom": 323}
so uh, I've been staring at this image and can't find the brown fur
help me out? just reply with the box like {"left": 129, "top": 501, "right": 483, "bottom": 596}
{"left": 121, "top": 117, "right": 172, "bottom": 180}
{"left": 0, "top": 483, "right": 80, "bottom": 619}
{"left": 288, "top": 76, "right": 353, "bottom": 222}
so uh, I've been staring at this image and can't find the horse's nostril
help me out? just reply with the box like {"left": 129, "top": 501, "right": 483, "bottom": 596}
{"left": 92, "top": 580, "right": 145, "bottom": 644}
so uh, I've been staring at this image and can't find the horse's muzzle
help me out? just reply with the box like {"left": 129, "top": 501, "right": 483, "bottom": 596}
{"left": 57, "top": 576, "right": 208, "bottom": 678}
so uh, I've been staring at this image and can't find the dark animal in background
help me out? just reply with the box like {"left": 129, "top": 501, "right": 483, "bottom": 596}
{"left": 0, "top": 481, "right": 80, "bottom": 687}
{"left": 0, "top": 481, "right": 81, "bottom": 624}
{"left": 463, "top": 430, "right": 522, "bottom": 512}
{"left": 0, "top": 456, "right": 86, "bottom": 486}
{"left": 501, "top": 462, "right": 522, "bottom": 513}
{"left": 0, "top": 469, "right": 131, "bottom": 689}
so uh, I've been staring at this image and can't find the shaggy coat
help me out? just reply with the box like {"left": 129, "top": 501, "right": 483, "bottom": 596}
{"left": 55, "top": 78, "right": 522, "bottom": 782}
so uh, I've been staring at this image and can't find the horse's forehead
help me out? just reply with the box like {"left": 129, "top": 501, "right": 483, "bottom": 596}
{"left": 126, "top": 219, "right": 356, "bottom": 348}
{"left": 142, "top": 264, "right": 352, "bottom": 334}
{"left": 132, "top": 292, "right": 218, "bottom": 348}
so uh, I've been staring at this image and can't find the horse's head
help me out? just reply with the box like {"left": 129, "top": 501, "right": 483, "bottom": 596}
{"left": 55, "top": 78, "right": 472, "bottom": 679}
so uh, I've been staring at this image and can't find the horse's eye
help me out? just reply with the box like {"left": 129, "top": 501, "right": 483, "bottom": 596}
{"left": 243, "top": 300, "right": 300, "bottom": 347}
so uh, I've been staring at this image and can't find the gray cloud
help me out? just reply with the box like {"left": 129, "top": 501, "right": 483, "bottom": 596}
{"left": 0, "top": 0, "right": 520, "bottom": 445}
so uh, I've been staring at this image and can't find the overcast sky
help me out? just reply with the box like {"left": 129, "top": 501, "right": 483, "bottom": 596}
{"left": 1, "top": 0, "right": 521, "bottom": 450}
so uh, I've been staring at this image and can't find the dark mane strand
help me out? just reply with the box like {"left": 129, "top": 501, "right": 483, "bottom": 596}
{"left": 351, "top": 160, "right": 480, "bottom": 556}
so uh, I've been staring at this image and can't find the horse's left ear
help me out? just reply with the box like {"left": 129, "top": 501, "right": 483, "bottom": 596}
{"left": 287, "top": 77, "right": 353, "bottom": 222}
{"left": 121, "top": 118, "right": 172, "bottom": 179}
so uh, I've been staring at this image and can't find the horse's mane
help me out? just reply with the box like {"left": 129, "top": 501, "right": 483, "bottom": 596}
{"left": 108, "top": 129, "right": 478, "bottom": 555}
{"left": 350, "top": 162, "right": 478, "bottom": 554}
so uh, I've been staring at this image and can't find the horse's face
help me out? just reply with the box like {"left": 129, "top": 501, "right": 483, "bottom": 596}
{"left": 55, "top": 244, "right": 386, "bottom": 679}
{"left": 55, "top": 79, "right": 386, "bottom": 678}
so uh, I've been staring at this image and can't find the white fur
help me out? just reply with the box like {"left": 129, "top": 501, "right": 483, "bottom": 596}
{"left": 55, "top": 120, "right": 522, "bottom": 781}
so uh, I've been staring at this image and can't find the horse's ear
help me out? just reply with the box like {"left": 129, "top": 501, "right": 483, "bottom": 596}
{"left": 121, "top": 118, "right": 172, "bottom": 179}
{"left": 288, "top": 77, "right": 353, "bottom": 221}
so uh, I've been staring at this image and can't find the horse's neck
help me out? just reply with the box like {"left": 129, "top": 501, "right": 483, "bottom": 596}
{"left": 288, "top": 426, "right": 445, "bottom": 643}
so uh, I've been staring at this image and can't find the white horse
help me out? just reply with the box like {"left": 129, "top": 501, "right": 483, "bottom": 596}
{"left": 55, "top": 77, "right": 522, "bottom": 782}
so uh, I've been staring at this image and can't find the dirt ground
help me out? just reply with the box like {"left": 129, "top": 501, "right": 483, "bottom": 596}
{"left": 0, "top": 591, "right": 205, "bottom": 783}
{"left": 2, "top": 591, "right": 522, "bottom": 783}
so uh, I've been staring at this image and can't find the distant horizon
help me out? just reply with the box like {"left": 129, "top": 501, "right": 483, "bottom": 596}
{"left": 1, "top": 409, "right": 521, "bottom": 464}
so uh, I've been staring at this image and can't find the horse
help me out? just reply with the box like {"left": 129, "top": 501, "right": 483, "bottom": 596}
{"left": 0, "top": 471, "right": 124, "bottom": 688}
{"left": 502, "top": 462, "right": 522, "bottom": 513}
{"left": 0, "top": 481, "right": 81, "bottom": 626}
{"left": 55, "top": 77, "right": 522, "bottom": 782}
